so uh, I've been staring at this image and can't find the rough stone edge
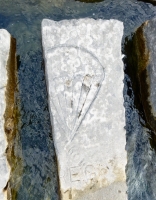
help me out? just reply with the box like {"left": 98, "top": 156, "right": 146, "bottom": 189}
{"left": 133, "top": 21, "right": 156, "bottom": 133}
{"left": 0, "top": 29, "right": 10, "bottom": 200}
{"left": 124, "top": 19, "right": 156, "bottom": 143}
{"left": 0, "top": 30, "right": 20, "bottom": 200}
{"left": 41, "top": 19, "right": 63, "bottom": 200}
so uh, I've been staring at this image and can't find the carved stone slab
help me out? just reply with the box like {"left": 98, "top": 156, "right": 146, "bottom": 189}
{"left": 42, "top": 18, "right": 127, "bottom": 200}
{"left": 0, "top": 29, "right": 11, "bottom": 200}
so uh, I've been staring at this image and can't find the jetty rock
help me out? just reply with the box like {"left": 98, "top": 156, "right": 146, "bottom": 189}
{"left": 0, "top": 29, "right": 17, "bottom": 200}
{"left": 42, "top": 18, "right": 127, "bottom": 200}
{"left": 125, "top": 18, "right": 156, "bottom": 133}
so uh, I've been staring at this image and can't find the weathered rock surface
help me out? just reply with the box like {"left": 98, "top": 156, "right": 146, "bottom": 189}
{"left": 42, "top": 18, "right": 127, "bottom": 200}
{"left": 125, "top": 18, "right": 156, "bottom": 133}
{"left": 0, "top": 29, "right": 17, "bottom": 199}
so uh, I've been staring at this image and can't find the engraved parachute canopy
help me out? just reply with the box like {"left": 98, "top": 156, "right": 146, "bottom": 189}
{"left": 46, "top": 46, "right": 105, "bottom": 142}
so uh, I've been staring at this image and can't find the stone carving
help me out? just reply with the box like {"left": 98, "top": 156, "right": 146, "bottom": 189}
{"left": 47, "top": 45, "right": 104, "bottom": 143}
{"left": 70, "top": 166, "right": 82, "bottom": 182}
{"left": 42, "top": 18, "right": 127, "bottom": 200}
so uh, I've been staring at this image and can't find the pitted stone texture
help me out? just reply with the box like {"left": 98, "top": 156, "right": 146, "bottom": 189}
{"left": 42, "top": 18, "right": 127, "bottom": 200}
{"left": 0, "top": 29, "right": 11, "bottom": 200}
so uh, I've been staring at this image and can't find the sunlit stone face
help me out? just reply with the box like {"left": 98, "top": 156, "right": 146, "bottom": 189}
{"left": 42, "top": 18, "right": 127, "bottom": 200}
{"left": 0, "top": 29, "right": 11, "bottom": 200}
{"left": 46, "top": 46, "right": 104, "bottom": 144}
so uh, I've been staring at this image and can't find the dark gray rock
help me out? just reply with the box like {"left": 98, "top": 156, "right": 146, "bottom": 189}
{"left": 138, "top": 0, "right": 156, "bottom": 6}
{"left": 125, "top": 18, "right": 156, "bottom": 132}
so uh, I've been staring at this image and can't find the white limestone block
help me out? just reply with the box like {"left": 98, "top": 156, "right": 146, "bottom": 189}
{"left": 42, "top": 18, "right": 127, "bottom": 200}
{"left": 0, "top": 29, "right": 11, "bottom": 200}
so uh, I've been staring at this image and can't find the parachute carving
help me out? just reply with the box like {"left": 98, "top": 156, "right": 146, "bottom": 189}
{"left": 46, "top": 46, "right": 105, "bottom": 143}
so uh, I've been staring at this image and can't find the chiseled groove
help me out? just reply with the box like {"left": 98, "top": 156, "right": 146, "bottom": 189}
{"left": 55, "top": 79, "right": 68, "bottom": 129}
{"left": 70, "top": 75, "right": 104, "bottom": 143}
{"left": 64, "top": 79, "right": 72, "bottom": 130}
{"left": 78, "top": 76, "right": 92, "bottom": 119}
{"left": 51, "top": 96, "right": 68, "bottom": 135}
{"left": 47, "top": 45, "right": 105, "bottom": 71}
{"left": 72, "top": 76, "right": 82, "bottom": 131}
